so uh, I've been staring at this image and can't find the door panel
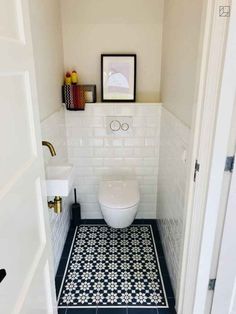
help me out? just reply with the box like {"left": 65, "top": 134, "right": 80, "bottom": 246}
{"left": 0, "top": 73, "right": 35, "bottom": 189}
{"left": 0, "top": 0, "right": 23, "bottom": 41}
{"left": 0, "top": 0, "right": 56, "bottom": 313}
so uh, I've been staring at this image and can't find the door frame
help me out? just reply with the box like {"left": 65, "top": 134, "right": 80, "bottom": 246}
{"left": 177, "top": 0, "right": 235, "bottom": 313}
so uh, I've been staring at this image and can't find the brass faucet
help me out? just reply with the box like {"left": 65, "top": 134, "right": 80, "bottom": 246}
{"left": 42, "top": 141, "right": 61, "bottom": 213}
{"left": 42, "top": 141, "right": 56, "bottom": 156}
{"left": 48, "top": 196, "right": 62, "bottom": 214}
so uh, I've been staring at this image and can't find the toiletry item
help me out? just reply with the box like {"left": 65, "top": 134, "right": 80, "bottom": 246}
{"left": 63, "top": 85, "right": 85, "bottom": 110}
{"left": 72, "top": 85, "right": 85, "bottom": 110}
{"left": 71, "top": 70, "right": 78, "bottom": 85}
{"left": 71, "top": 188, "right": 81, "bottom": 226}
{"left": 65, "top": 72, "right": 72, "bottom": 85}
{"left": 63, "top": 85, "right": 74, "bottom": 109}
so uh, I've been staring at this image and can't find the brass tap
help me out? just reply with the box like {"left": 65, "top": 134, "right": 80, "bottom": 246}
{"left": 42, "top": 141, "right": 56, "bottom": 156}
{"left": 48, "top": 196, "right": 62, "bottom": 214}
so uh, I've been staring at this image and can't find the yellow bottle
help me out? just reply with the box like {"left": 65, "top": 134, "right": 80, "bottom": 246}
{"left": 65, "top": 72, "right": 72, "bottom": 85}
{"left": 71, "top": 70, "right": 78, "bottom": 85}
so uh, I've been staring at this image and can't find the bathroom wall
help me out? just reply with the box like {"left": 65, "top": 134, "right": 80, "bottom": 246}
{"left": 29, "top": 0, "right": 64, "bottom": 121}
{"left": 60, "top": 0, "right": 164, "bottom": 103}
{"left": 41, "top": 109, "right": 68, "bottom": 165}
{"left": 41, "top": 108, "right": 71, "bottom": 273}
{"left": 157, "top": 108, "right": 190, "bottom": 296}
{"left": 160, "top": 0, "right": 204, "bottom": 127}
{"left": 65, "top": 103, "right": 161, "bottom": 219}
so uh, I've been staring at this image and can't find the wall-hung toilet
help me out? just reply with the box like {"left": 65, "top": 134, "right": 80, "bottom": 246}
{"left": 98, "top": 180, "right": 140, "bottom": 228}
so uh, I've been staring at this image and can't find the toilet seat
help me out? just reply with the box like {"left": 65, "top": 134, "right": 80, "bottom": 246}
{"left": 99, "top": 180, "right": 140, "bottom": 209}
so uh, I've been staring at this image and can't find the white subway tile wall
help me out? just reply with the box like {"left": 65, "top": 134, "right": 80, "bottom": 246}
{"left": 41, "top": 109, "right": 71, "bottom": 273}
{"left": 40, "top": 104, "right": 189, "bottom": 291}
{"left": 65, "top": 103, "right": 162, "bottom": 219}
{"left": 47, "top": 194, "right": 73, "bottom": 272}
{"left": 41, "top": 109, "right": 68, "bottom": 164}
{"left": 157, "top": 108, "right": 190, "bottom": 297}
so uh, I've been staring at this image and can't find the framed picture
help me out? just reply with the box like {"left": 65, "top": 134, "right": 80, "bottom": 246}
{"left": 101, "top": 54, "right": 136, "bottom": 102}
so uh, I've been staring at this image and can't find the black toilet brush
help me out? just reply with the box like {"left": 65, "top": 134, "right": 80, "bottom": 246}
{"left": 71, "top": 188, "right": 81, "bottom": 227}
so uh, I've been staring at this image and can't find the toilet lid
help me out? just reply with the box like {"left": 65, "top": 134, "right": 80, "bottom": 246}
{"left": 99, "top": 180, "right": 140, "bottom": 209}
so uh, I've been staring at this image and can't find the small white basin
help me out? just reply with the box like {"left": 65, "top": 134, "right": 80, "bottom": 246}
{"left": 45, "top": 164, "right": 74, "bottom": 197}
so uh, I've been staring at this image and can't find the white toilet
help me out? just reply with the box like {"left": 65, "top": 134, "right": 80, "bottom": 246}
{"left": 98, "top": 180, "right": 140, "bottom": 228}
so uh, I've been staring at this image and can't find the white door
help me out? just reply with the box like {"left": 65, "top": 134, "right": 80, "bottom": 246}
{"left": 211, "top": 149, "right": 236, "bottom": 314}
{"left": 0, "top": 0, "right": 56, "bottom": 313}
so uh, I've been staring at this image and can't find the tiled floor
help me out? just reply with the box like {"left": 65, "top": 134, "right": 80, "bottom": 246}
{"left": 56, "top": 220, "right": 176, "bottom": 314}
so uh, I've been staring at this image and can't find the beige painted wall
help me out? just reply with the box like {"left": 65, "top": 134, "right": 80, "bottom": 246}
{"left": 60, "top": 0, "right": 164, "bottom": 102}
{"left": 29, "top": 0, "right": 64, "bottom": 121}
{"left": 161, "top": 0, "right": 204, "bottom": 127}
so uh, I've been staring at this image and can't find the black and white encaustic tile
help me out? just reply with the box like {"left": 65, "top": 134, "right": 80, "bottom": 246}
{"left": 57, "top": 225, "right": 168, "bottom": 309}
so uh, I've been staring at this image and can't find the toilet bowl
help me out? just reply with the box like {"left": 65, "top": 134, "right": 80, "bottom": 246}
{"left": 98, "top": 180, "right": 140, "bottom": 228}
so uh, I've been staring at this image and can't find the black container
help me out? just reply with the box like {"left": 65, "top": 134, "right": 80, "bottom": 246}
{"left": 71, "top": 188, "right": 81, "bottom": 227}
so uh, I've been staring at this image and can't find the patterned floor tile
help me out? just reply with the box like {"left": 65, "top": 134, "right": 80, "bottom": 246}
{"left": 58, "top": 225, "right": 169, "bottom": 310}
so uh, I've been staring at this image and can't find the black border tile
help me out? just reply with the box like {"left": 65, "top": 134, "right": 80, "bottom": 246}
{"left": 56, "top": 276, "right": 63, "bottom": 297}
{"left": 61, "top": 228, "right": 76, "bottom": 258}
{"left": 157, "top": 307, "right": 177, "bottom": 314}
{"left": 158, "top": 258, "right": 169, "bottom": 276}
{"left": 166, "top": 298, "right": 175, "bottom": 308}
{"left": 57, "top": 257, "right": 68, "bottom": 276}
{"left": 66, "top": 309, "right": 97, "bottom": 314}
{"left": 128, "top": 308, "right": 157, "bottom": 314}
{"left": 58, "top": 309, "right": 67, "bottom": 314}
{"left": 82, "top": 219, "right": 106, "bottom": 225}
{"left": 162, "top": 276, "right": 175, "bottom": 299}
{"left": 97, "top": 308, "right": 127, "bottom": 314}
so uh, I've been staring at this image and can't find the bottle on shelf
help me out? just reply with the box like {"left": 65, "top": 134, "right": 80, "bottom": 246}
{"left": 65, "top": 72, "right": 72, "bottom": 85}
{"left": 71, "top": 70, "right": 78, "bottom": 85}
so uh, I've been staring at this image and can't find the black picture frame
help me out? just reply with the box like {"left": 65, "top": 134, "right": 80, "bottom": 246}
{"left": 101, "top": 54, "right": 136, "bottom": 102}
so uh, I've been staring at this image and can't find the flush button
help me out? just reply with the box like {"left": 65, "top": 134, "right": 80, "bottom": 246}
{"left": 121, "top": 123, "right": 129, "bottom": 131}
{"left": 110, "top": 120, "right": 121, "bottom": 131}
{"left": 105, "top": 116, "right": 133, "bottom": 135}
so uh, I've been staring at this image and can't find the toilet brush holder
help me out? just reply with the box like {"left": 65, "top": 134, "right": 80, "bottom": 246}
{"left": 71, "top": 188, "right": 81, "bottom": 227}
